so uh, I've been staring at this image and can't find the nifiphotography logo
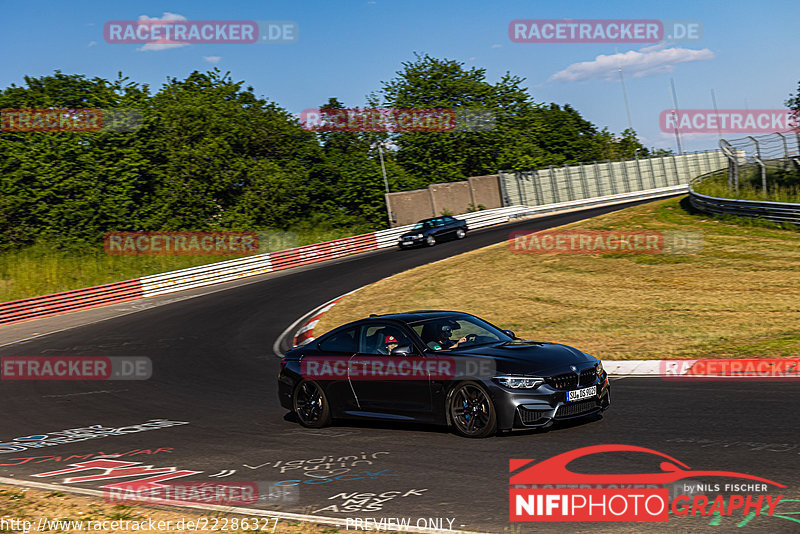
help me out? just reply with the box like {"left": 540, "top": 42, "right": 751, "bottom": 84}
{"left": 509, "top": 444, "right": 785, "bottom": 522}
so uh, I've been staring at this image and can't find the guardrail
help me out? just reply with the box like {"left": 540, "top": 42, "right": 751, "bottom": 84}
{"left": 0, "top": 279, "right": 144, "bottom": 325}
{"left": 689, "top": 168, "right": 800, "bottom": 224}
{"left": 0, "top": 184, "right": 692, "bottom": 326}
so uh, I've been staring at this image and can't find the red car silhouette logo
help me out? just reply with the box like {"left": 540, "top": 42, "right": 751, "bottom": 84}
{"left": 510, "top": 444, "right": 785, "bottom": 487}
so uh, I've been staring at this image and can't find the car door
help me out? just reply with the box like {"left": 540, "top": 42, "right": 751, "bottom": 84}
{"left": 442, "top": 216, "right": 458, "bottom": 238}
{"left": 312, "top": 326, "right": 361, "bottom": 413}
{"left": 432, "top": 217, "right": 448, "bottom": 240}
{"left": 348, "top": 323, "right": 432, "bottom": 418}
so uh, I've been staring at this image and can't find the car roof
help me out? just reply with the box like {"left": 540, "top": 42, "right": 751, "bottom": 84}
{"left": 416, "top": 216, "right": 453, "bottom": 222}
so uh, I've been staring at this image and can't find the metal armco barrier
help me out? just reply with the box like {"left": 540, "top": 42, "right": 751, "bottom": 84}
{"left": 270, "top": 233, "right": 378, "bottom": 271}
{"left": 0, "top": 279, "right": 144, "bottom": 325}
{"left": 140, "top": 253, "right": 274, "bottom": 297}
{"left": 0, "top": 182, "right": 696, "bottom": 326}
{"left": 689, "top": 188, "right": 800, "bottom": 224}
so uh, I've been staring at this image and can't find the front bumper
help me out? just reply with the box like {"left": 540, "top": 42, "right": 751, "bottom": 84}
{"left": 491, "top": 375, "right": 611, "bottom": 431}
{"left": 398, "top": 236, "right": 424, "bottom": 247}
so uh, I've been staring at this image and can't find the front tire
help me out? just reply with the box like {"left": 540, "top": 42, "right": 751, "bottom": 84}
{"left": 456, "top": 228, "right": 466, "bottom": 239}
{"left": 293, "top": 380, "right": 331, "bottom": 428}
{"left": 425, "top": 235, "right": 436, "bottom": 247}
{"left": 448, "top": 381, "right": 497, "bottom": 438}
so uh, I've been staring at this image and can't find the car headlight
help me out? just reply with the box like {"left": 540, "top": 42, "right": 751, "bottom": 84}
{"left": 416, "top": 233, "right": 423, "bottom": 239}
{"left": 596, "top": 361, "right": 604, "bottom": 376}
{"left": 494, "top": 376, "right": 544, "bottom": 389}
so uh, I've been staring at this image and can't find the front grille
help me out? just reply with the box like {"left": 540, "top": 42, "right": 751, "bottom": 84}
{"left": 556, "top": 398, "right": 599, "bottom": 418}
{"left": 579, "top": 368, "right": 597, "bottom": 387}
{"left": 518, "top": 406, "right": 551, "bottom": 425}
{"left": 546, "top": 373, "right": 578, "bottom": 390}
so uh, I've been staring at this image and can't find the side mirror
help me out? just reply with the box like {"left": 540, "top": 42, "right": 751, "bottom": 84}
{"left": 502, "top": 330, "right": 516, "bottom": 339}
{"left": 390, "top": 344, "right": 414, "bottom": 356}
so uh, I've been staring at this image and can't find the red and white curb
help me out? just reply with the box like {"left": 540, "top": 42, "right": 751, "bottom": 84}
{"left": 605, "top": 360, "right": 664, "bottom": 376}
{"left": 291, "top": 290, "right": 358, "bottom": 346}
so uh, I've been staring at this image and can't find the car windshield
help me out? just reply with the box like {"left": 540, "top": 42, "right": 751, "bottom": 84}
{"left": 412, "top": 220, "right": 434, "bottom": 230}
{"left": 410, "top": 315, "right": 513, "bottom": 350}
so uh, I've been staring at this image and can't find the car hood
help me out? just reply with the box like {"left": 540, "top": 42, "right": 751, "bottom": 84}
{"left": 449, "top": 340, "right": 596, "bottom": 375}
{"left": 400, "top": 229, "right": 430, "bottom": 238}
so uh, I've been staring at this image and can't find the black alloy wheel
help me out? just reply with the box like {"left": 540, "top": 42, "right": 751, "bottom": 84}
{"left": 293, "top": 380, "right": 331, "bottom": 427}
{"left": 449, "top": 381, "right": 497, "bottom": 438}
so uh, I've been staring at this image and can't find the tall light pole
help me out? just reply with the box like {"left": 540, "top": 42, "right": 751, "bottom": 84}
{"left": 614, "top": 48, "right": 634, "bottom": 132}
{"left": 711, "top": 88, "right": 722, "bottom": 142}
{"left": 670, "top": 78, "right": 683, "bottom": 155}
{"left": 618, "top": 66, "right": 634, "bottom": 132}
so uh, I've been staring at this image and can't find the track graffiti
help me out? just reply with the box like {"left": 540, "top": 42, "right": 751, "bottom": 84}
{"left": 276, "top": 469, "right": 397, "bottom": 487}
{"left": 0, "top": 420, "right": 188, "bottom": 453}
{"left": 312, "top": 488, "right": 428, "bottom": 514}
{"left": 0, "top": 447, "right": 173, "bottom": 466}
{"left": 243, "top": 451, "right": 389, "bottom": 476}
{"left": 32, "top": 459, "right": 202, "bottom": 491}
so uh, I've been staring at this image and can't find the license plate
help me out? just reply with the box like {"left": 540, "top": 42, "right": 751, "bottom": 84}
{"left": 567, "top": 385, "right": 596, "bottom": 402}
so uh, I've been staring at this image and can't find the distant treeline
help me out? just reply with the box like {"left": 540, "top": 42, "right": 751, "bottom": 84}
{"left": 0, "top": 54, "right": 664, "bottom": 251}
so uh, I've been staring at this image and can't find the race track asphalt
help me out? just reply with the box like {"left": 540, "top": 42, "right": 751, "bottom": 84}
{"left": 1, "top": 198, "right": 798, "bottom": 533}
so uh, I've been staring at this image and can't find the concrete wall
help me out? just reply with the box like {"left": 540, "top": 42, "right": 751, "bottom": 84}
{"left": 385, "top": 188, "right": 434, "bottom": 227}
{"left": 468, "top": 175, "right": 502, "bottom": 209}
{"left": 429, "top": 181, "right": 473, "bottom": 216}
{"left": 386, "top": 174, "right": 503, "bottom": 227}
{"left": 385, "top": 152, "right": 726, "bottom": 227}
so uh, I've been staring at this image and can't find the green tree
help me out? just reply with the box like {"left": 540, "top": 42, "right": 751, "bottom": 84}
{"left": 0, "top": 71, "right": 150, "bottom": 250}
{"left": 139, "top": 69, "right": 321, "bottom": 231}
{"left": 307, "top": 98, "right": 417, "bottom": 227}
{"left": 377, "top": 54, "right": 655, "bottom": 180}
{"left": 786, "top": 81, "right": 800, "bottom": 125}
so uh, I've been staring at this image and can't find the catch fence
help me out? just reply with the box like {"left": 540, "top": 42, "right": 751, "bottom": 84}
{"left": 499, "top": 150, "right": 726, "bottom": 207}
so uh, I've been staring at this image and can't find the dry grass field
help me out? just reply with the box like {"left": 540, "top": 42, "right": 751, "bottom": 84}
{"left": 316, "top": 197, "right": 800, "bottom": 360}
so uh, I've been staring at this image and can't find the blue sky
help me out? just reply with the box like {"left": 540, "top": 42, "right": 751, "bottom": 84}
{"left": 2, "top": 0, "right": 798, "bottom": 153}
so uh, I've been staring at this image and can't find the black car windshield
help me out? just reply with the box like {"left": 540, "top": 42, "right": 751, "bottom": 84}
{"left": 410, "top": 315, "right": 513, "bottom": 351}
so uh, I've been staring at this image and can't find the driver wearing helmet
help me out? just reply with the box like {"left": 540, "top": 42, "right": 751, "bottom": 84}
{"left": 425, "top": 321, "right": 468, "bottom": 350}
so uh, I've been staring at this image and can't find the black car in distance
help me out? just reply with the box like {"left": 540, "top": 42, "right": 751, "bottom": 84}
{"left": 398, "top": 215, "right": 468, "bottom": 248}
{"left": 278, "top": 311, "right": 610, "bottom": 438}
